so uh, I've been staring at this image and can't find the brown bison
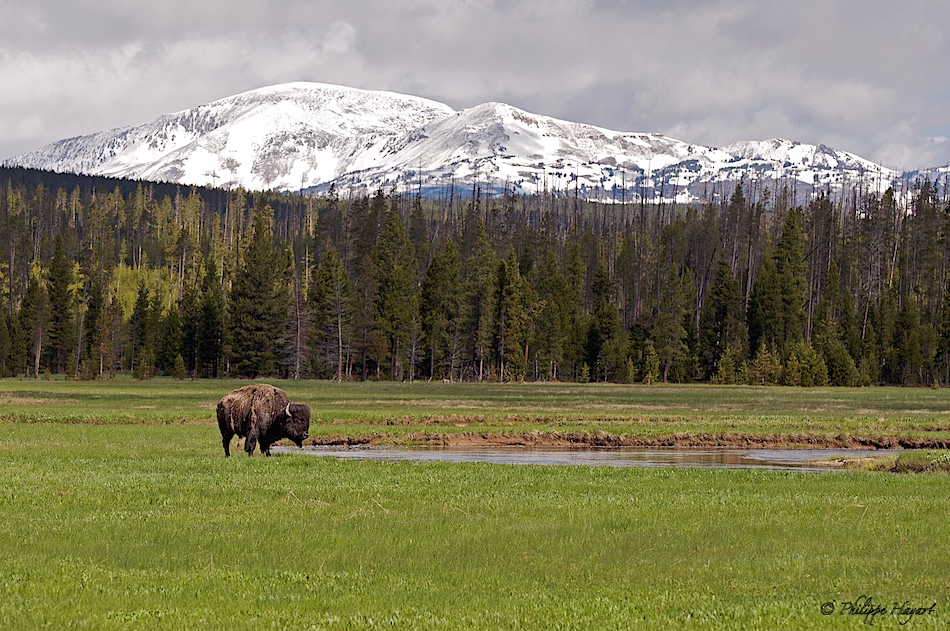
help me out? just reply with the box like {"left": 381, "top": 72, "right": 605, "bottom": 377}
{"left": 217, "top": 384, "right": 310, "bottom": 456}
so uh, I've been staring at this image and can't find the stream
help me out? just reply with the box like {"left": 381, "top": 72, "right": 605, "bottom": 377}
{"left": 276, "top": 445, "right": 900, "bottom": 471}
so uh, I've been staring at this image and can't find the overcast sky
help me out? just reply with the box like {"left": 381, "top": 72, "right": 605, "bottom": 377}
{"left": 2, "top": 0, "right": 949, "bottom": 170}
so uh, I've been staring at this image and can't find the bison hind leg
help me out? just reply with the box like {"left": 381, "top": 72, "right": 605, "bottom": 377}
{"left": 220, "top": 429, "right": 235, "bottom": 457}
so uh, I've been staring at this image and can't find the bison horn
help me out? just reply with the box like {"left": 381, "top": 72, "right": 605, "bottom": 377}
{"left": 284, "top": 403, "right": 292, "bottom": 417}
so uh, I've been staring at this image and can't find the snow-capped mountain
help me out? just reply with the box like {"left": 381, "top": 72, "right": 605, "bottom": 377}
{"left": 5, "top": 82, "right": 906, "bottom": 202}
{"left": 7, "top": 83, "right": 455, "bottom": 191}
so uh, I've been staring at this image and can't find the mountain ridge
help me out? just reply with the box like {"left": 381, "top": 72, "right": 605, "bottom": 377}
{"left": 5, "top": 81, "right": 929, "bottom": 201}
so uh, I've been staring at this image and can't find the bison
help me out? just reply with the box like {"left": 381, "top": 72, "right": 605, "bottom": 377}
{"left": 217, "top": 384, "right": 310, "bottom": 456}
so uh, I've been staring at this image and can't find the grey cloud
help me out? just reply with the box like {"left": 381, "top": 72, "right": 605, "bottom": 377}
{"left": 2, "top": 0, "right": 949, "bottom": 169}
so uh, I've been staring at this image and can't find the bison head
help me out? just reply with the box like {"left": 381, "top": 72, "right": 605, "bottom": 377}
{"left": 282, "top": 403, "right": 311, "bottom": 446}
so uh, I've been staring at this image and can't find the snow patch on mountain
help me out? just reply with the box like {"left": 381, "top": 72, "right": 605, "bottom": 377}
{"left": 6, "top": 82, "right": 909, "bottom": 202}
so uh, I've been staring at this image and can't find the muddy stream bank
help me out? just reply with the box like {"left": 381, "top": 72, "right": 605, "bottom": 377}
{"left": 268, "top": 431, "right": 946, "bottom": 471}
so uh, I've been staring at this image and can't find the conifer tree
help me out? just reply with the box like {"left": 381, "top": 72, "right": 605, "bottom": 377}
{"left": 0, "top": 310, "right": 9, "bottom": 376}
{"left": 373, "top": 209, "right": 418, "bottom": 380}
{"left": 309, "top": 244, "right": 352, "bottom": 381}
{"left": 586, "top": 253, "right": 623, "bottom": 381}
{"left": 747, "top": 257, "right": 782, "bottom": 356}
{"left": 462, "top": 214, "right": 497, "bottom": 380}
{"left": 642, "top": 342, "right": 659, "bottom": 384}
{"left": 46, "top": 234, "right": 76, "bottom": 373}
{"left": 94, "top": 290, "right": 123, "bottom": 378}
{"left": 773, "top": 206, "right": 807, "bottom": 355}
{"left": 652, "top": 270, "right": 688, "bottom": 382}
{"left": 938, "top": 276, "right": 950, "bottom": 383}
{"left": 129, "top": 281, "right": 151, "bottom": 373}
{"left": 82, "top": 273, "right": 105, "bottom": 368}
{"left": 890, "top": 296, "right": 932, "bottom": 385}
{"left": 493, "top": 250, "right": 531, "bottom": 381}
{"left": 532, "top": 248, "right": 571, "bottom": 380}
{"left": 811, "top": 259, "right": 859, "bottom": 386}
{"left": 156, "top": 308, "right": 182, "bottom": 375}
{"left": 229, "top": 204, "right": 288, "bottom": 378}
{"left": 20, "top": 274, "right": 49, "bottom": 377}
{"left": 420, "top": 239, "right": 462, "bottom": 380}
{"left": 180, "top": 283, "right": 199, "bottom": 377}
{"left": 197, "top": 258, "right": 226, "bottom": 378}
{"left": 347, "top": 195, "right": 380, "bottom": 380}
{"left": 408, "top": 194, "right": 430, "bottom": 275}
{"left": 698, "top": 260, "right": 745, "bottom": 378}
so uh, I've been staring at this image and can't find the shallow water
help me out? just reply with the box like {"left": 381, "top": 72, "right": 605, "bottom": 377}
{"left": 276, "top": 445, "right": 901, "bottom": 472}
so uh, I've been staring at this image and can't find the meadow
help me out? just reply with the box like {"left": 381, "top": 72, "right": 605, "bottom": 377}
{"left": 0, "top": 378, "right": 948, "bottom": 628}
{"left": 3, "top": 377, "right": 950, "bottom": 444}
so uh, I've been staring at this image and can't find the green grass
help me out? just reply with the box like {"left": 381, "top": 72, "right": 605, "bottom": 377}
{"left": 1, "top": 422, "right": 948, "bottom": 629}
{"left": 2, "top": 377, "right": 950, "bottom": 444}
{"left": 849, "top": 449, "right": 950, "bottom": 473}
{"left": 0, "top": 379, "right": 948, "bottom": 628}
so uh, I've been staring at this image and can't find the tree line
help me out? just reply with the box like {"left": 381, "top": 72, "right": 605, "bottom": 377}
{"left": 2, "top": 166, "right": 950, "bottom": 386}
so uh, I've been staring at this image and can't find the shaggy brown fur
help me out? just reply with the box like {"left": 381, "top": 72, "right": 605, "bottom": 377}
{"left": 216, "top": 384, "right": 310, "bottom": 456}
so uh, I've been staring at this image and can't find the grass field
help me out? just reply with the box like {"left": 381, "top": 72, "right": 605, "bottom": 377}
{"left": 0, "top": 378, "right": 948, "bottom": 628}
{"left": 3, "top": 377, "right": 950, "bottom": 444}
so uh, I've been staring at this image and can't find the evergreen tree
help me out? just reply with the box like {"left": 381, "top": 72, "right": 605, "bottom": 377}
{"left": 348, "top": 195, "right": 380, "bottom": 380}
{"left": 698, "top": 260, "right": 745, "bottom": 378}
{"left": 229, "top": 204, "right": 289, "bottom": 378}
{"left": 750, "top": 339, "right": 782, "bottom": 385}
{"left": 46, "top": 235, "right": 76, "bottom": 373}
{"left": 493, "top": 250, "right": 531, "bottom": 381}
{"left": 156, "top": 308, "right": 183, "bottom": 375}
{"left": 420, "top": 239, "right": 462, "bottom": 380}
{"left": 408, "top": 194, "right": 430, "bottom": 275}
{"left": 889, "top": 296, "right": 933, "bottom": 385}
{"left": 532, "top": 248, "right": 571, "bottom": 380}
{"left": 372, "top": 210, "right": 418, "bottom": 380}
{"left": 773, "top": 206, "right": 808, "bottom": 355}
{"left": 747, "top": 257, "right": 781, "bottom": 356}
{"left": 280, "top": 257, "right": 309, "bottom": 380}
{"left": 782, "top": 343, "right": 827, "bottom": 387}
{"left": 309, "top": 244, "right": 352, "bottom": 381}
{"left": 562, "top": 235, "right": 587, "bottom": 379}
{"left": 642, "top": 342, "right": 659, "bottom": 385}
{"left": 197, "top": 258, "right": 226, "bottom": 378}
{"left": 20, "top": 274, "right": 49, "bottom": 377}
{"left": 938, "top": 275, "right": 950, "bottom": 383}
{"left": 180, "top": 283, "right": 200, "bottom": 377}
{"left": 0, "top": 313, "right": 10, "bottom": 376}
{"left": 586, "top": 253, "right": 624, "bottom": 381}
{"left": 82, "top": 273, "right": 105, "bottom": 367}
{"left": 748, "top": 207, "right": 807, "bottom": 360}
{"left": 129, "top": 280, "right": 151, "bottom": 371}
{"left": 811, "top": 260, "right": 859, "bottom": 386}
{"left": 652, "top": 270, "right": 689, "bottom": 382}
{"left": 462, "top": 215, "right": 497, "bottom": 380}
{"left": 98, "top": 290, "right": 124, "bottom": 378}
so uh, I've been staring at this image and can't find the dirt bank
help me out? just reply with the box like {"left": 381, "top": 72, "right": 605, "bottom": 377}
{"left": 309, "top": 430, "right": 950, "bottom": 450}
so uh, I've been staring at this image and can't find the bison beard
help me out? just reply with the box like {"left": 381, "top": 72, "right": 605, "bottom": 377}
{"left": 217, "top": 384, "right": 310, "bottom": 456}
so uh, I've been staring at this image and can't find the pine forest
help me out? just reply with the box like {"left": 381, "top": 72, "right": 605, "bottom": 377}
{"left": 2, "top": 165, "right": 950, "bottom": 387}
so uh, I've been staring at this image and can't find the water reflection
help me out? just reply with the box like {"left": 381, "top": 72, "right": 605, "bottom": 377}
{"left": 277, "top": 445, "right": 901, "bottom": 472}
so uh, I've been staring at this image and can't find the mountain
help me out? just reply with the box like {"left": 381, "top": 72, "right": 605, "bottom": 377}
{"left": 5, "top": 82, "right": 907, "bottom": 202}
{"left": 7, "top": 83, "right": 454, "bottom": 192}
